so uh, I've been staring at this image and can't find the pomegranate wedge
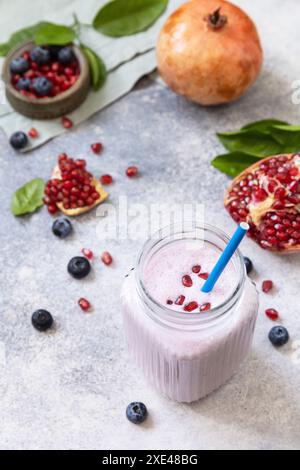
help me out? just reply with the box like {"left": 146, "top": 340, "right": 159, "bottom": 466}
{"left": 225, "top": 153, "right": 300, "bottom": 253}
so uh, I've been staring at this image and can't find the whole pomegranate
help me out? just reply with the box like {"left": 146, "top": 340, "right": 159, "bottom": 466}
{"left": 157, "top": 0, "right": 263, "bottom": 105}
{"left": 225, "top": 154, "right": 300, "bottom": 253}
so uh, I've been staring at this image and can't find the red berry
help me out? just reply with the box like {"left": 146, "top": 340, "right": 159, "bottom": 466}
{"left": 100, "top": 174, "right": 113, "bottom": 185}
{"left": 91, "top": 142, "right": 103, "bottom": 154}
{"left": 262, "top": 280, "right": 274, "bottom": 293}
{"left": 265, "top": 308, "right": 279, "bottom": 321}
{"left": 28, "top": 128, "right": 39, "bottom": 138}
{"left": 184, "top": 301, "right": 198, "bottom": 312}
{"left": 101, "top": 251, "right": 113, "bottom": 266}
{"left": 182, "top": 275, "right": 193, "bottom": 287}
{"left": 126, "top": 166, "right": 138, "bottom": 178}
{"left": 198, "top": 273, "right": 209, "bottom": 280}
{"left": 82, "top": 248, "right": 94, "bottom": 260}
{"left": 200, "top": 303, "right": 211, "bottom": 312}
{"left": 78, "top": 298, "right": 91, "bottom": 312}
{"left": 192, "top": 265, "right": 201, "bottom": 274}
{"left": 47, "top": 204, "right": 57, "bottom": 214}
{"left": 62, "top": 116, "right": 73, "bottom": 129}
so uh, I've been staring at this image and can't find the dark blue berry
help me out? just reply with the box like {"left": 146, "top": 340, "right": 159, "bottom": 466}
{"left": 16, "top": 77, "right": 31, "bottom": 91}
{"left": 32, "top": 77, "right": 53, "bottom": 97}
{"left": 52, "top": 218, "right": 73, "bottom": 238}
{"left": 30, "top": 46, "right": 51, "bottom": 65}
{"left": 68, "top": 257, "right": 91, "bottom": 279}
{"left": 10, "top": 57, "right": 29, "bottom": 74}
{"left": 244, "top": 257, "right": 253, "bottom": 275}
{"left": 58, "top": 47, "right": 75, "bottom": 65}
{"left": 32, "top": 310, "right": 53, "bottom": 331}
{"left": 269, "top": 326, "right": 289, "bottom": 347}
{"left": 9, "top": 131, "right": 28, "bottom": 150}
{"left": 48, "top": 45, "right": 62, "bottom": 60}
{"left": 126, "top": 402, "right": 148, "bottom": 424}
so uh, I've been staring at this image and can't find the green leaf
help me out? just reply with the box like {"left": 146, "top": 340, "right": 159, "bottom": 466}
{"left": 211, "top": 152, "right": 261, "bottom": 178}
{"left": 93, "top": 0, "right": 168, "bottom": 37}
{"left": 0, "top": 22, "right": 48, "bottom": 56}
{"left": 81, "top": 44, "right": 107, "bottom": 91}
{"left": 11, "top": 178, "right": 45, "bottom": 216}
{"left": 270, "top": 126, "right": 300, "bottom": 153}
{"left": 35, "top": 22, "right": 76, "bottom": 46}
{"left": 241, "top": 119, "right": 289, "bottom": 133}
{"left": 217, "top": 129, "right": 284, "bottom": 158}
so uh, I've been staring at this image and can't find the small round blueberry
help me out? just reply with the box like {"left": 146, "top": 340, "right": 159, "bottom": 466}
{"left": 9, "top": 131, "right": 28, "bottom": 150}
{"left": 58, "top": 47, "right": 76, "bottom": 65}
{"left": 52, "top": 218, "right": 73, "bottom": 239}
{"left": 126, "top": 402, "right": 148, "bottom": 424}
{"left": 16, "top": 77, "right": 31, "bottom": 91}
{"left": 30, "top": 46, "right": 51, "bottom": 65}
{"left": 268, "top": 326, "right": 289, "bottom": 347}
{"left": 244, "top": 257, "right": 253, "bottom": 275}
{"left": 32, "top": 310, "right": 53, "bottom": 332}
{"left": 68, "top": 257, "right": 91, "bottom": 279}
{"left": 10, "top": 57, "right": 30, "bottom": 74}
{"left": 32, "top": 77, "right": 53, "bottom": 97}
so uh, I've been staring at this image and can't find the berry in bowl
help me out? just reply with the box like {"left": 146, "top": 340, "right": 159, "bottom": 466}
{"left": 2, "top": 41, "right": 90, "bottom": 119}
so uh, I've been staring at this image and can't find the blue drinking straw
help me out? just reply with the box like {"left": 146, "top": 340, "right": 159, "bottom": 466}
{"left": 201, "top": 222, "right": 249, "bottom": 294}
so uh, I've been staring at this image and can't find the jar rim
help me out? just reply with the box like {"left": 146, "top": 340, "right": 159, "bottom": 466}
{"left": 135, "top": 222, "right": 246, "bottom": 331}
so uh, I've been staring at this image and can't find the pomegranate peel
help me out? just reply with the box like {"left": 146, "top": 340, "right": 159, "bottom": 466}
{"left": 225, "top": 153, "right": 300, "bottom": 253}
{"left": 50, "top": 164, "right": 108, "bottom": 217}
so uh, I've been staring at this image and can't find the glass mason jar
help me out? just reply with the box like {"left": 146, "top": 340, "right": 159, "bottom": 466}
{"left": 121, "top": 224, "right": 259, "bottom": 403}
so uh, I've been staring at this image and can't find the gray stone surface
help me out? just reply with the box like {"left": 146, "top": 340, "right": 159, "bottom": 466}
{"left": 0, "top": 0, "right": 300, "bottom": 450}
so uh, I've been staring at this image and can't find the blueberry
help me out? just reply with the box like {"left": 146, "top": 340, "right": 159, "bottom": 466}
{"left": 269, "top": 326, "right": 289, "bottom": 347}
{"left": 9, "top": 131, "right": 28, "bottom": 150}
{"left": 126, "top": 402, "right": 148, "bottom": 424}
{"left": 52, "top": 218, "right": 73, "bottom": 238}
{"left": 58, "top": 47, "right": 76, "bottom": 65}
{"left": 68, "top": 257, "right": 91, "bottom": 279}
{"left": 32, "top": 310, "right": 53, "bottom": 332}
{"left": 30, "top": 46, "right": 51, "bottom": 65}
{"left": 244, "top": 257, "right": 253, "bottom": 275}
{"left": 10, "top": 57, "right": 29, "bottom": 74}
{"left": 32, "top": 77, "right": 53, "bottom": 97}
{"left": 48, "top": 45, "right": 62, "bottom": 60}
{"left": 16, "top": 77, "right": 31, "bottom": 91}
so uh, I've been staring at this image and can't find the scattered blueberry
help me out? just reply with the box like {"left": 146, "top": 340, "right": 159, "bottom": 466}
{"left": 32, "top": 76, "right": 53, "bottom": 97}
{"left": 10, "top": 57, "right": 29, "bottom": 74}
{"left": 16, "top": 77, "right": 31, "bottom": 91}
{"left": 32, "top": 310, "right": 53, "bottom": 332}
{"left": 68, "top": 256, "right": 91, "bottom": 279}
{"left": 9, "top": 131, "right": 28, "bottom": 150}
{"left": 126, "top": 402, "right": 148, "bottom": 424}
{"left": 58, "top": 47, "right": 76, "bottom": 65}
{"left": 30, "top": 46, "right": 51, "bottom": 65}
{"left": 52, "top": 218, "right": 73, "bottom": 239}
{"left": 48, "top": 45, "right": 62, "bottom": 60}
{"left": 244, "top": 257, "right": 253, "bottom": 275}
{"left": 268, "top": 326, "right": 289, "bottom": 347}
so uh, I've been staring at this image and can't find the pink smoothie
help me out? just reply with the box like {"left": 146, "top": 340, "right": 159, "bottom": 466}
{"left": 121, "top": 234, "right": 259, "bottom": 403}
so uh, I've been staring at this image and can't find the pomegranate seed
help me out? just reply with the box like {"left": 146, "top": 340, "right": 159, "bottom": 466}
{"left": 101, "top": 251, "right": 113, "bottom": 266}
{"left": 166, "top": 300, "right": 173, "bottom": 305}
{"left": 192, "top": 265, "right": 201, "bottom": 273}
{"left": 78, "top": 298, "right": 91, "bottom": 312}
{"left": 182, "top": 275, "right": 193, "bottom": 287}
{"left": 254, "top": 188, "right": 268, "bottom": 202}
{"left": 265, "top": 308, "right": 279, "bottom": 321}
{"left": 47, "top": 204, "right": 57, "bottom": 214}
{"left": 199, "top": 273, "right": 209, "bottom": 280}
{"left": 100, "top": 174, "right": 113, "bottom": 185}
{"left": 274, "top": 187, "right": 286, "bottom": 199}
{"left": 82, "top": 248, "right": 94, "bottom": 260}
{"left": 28, "top": 128, "right": 39, "bottom": 138}
{"left": 91, "top": 142, "right": 103, "bottom": 154}
{"left": 200, "top": 303, "right": 211, "bottom": 312}
{"left": 184, "top": 301, "right": 199, "bottom": 312}
{"left": 175, "top": 295, "right": 185, "bottom": 306}
{"left": 262, "top": 280, "right": 274, "bottom": 293}
{"left": 62, "top": 116, "right": 73, "bottom": 129}
{"left": 272, "top": 200, "right": 285, "bottom": 210}
{"left": 126, "top": 166, "right": 138, "bottom": 178}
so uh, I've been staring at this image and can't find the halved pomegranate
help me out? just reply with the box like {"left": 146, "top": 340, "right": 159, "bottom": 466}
{"left": 44, "top": 154, "right": 108, "bottom": 216}
{"left": 225, "top": 154, "right": 300, "bottom": 252}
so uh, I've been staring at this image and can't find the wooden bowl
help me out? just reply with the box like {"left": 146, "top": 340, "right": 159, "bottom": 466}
{"left": 2, "top": 41, "right": 90, "bottom": 120}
